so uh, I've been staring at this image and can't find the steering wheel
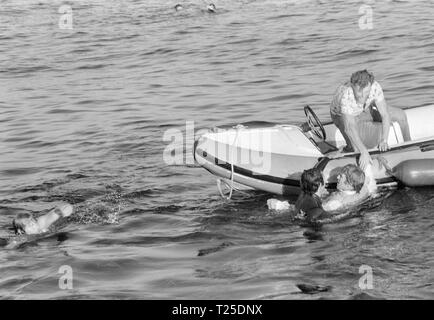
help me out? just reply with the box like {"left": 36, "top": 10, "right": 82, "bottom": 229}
{"left": 304, "top": 105, "right": 326, "bottom": 140}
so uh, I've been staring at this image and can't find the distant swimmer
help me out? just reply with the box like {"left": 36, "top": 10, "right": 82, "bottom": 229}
{"left": 207, "top": 3, "right": 216, "bottom": 13}
{"left": 174, "top": 3, "right": 183, "bottom": 11}
{"left": 12, "top": 204, "right": 73, "bottom": 235}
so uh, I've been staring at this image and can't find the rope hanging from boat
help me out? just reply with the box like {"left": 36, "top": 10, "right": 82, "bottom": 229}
{"left": 217, "top": 124, "right": 245, "bottom": 200}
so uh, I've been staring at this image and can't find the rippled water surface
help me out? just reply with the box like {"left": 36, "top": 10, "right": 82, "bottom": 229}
{"left": 1, "top": 0, "right": 433, "bottom": 299}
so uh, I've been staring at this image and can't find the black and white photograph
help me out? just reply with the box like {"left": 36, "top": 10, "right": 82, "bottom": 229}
{"left": 1, "top": 0, "right": 433, "bottom": 303}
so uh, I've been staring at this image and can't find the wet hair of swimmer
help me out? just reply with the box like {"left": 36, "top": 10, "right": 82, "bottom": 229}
{"left": 339, "top": 164, "right": 365, "bottom": 193}
{"left": 174, "top": 4, "right": 183, "bottom": 11}
{"left": 207, "top": 3, "right": 216, "bottom": 12}
{"left": 12, "top": 212, "right": 34, "bottom": 235}
{"left": 300, "top": 168, "right": 324, "bottom": 195}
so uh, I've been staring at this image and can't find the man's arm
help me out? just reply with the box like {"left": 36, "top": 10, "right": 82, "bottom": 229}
{"left": 375, "top": 99, "right": 391, "bottom": 151}
{"left": 35, "top": 204, "right": 73, "bottom": 232}
{"left": 323, "top": 189, "right": 369, "bottom": 212}
{"left": 36, "top": 209, "right": 62, "bottom": 232}
{"left": 342, "top": 114, "right": 372, "bottom": 169}
{"left": 322, "top": 195, "right": 341, "bottom": 211}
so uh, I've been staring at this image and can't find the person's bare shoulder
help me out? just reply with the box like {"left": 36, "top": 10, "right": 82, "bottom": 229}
{"left": 323, "top": 192, "right": 365, "bottom": 212}
{"left": 322, "top": 193, "right": 343, "bottom": 211}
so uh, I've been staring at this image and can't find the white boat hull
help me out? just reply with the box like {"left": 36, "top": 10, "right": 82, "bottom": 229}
{"left": 194, "top": 105, "right": 434, "bottom": 195}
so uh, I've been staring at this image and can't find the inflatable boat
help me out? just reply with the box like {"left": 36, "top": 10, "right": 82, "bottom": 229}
{"left": 194, "top": 104, "right": 434, "bottom": 196}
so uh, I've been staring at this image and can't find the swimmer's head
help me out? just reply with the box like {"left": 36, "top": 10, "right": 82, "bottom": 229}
{"left": 300, "top": 168, "right": 324, "bottom": 195}
{"left": 337, "top": 164, "right": 365, "bottom": 193}
{"left": 207, "top": 3, "right": 216, "bottom": 12}
{"left": 12, "top": 213, "right": 39, "bottom": 235}
{"left": 174, "top": 4, "right": 183, "bottom": 11}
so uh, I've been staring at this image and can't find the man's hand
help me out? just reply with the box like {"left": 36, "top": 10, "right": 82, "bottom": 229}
{"left": 378, "top": 140, "right": 389, "bottom": 152}
{"left": 359, "top": 151, "right": 373, "bottom": 170}
{"left": 325, "top": 150, "right": 341, "bottom": 159}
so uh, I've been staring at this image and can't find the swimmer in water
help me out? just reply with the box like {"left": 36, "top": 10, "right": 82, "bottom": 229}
{"left": 12, "top": 204, "right": 74, "bottom": 235}
{"left": 294, "top": 168, "right": 329, "bottom": 221}
{"left": 269, "top": 164, "right": 375, "bottom": 221}
{"left": 322, "top": 164, "right": 375, "bottom": 212}
{"left": 296, "top": 164, "right": 375, "bottom": 221}
{"left": 207, "top": 3, "right": 216, "bottom": 13}
{"left": 174, "top": 4, "right": 183, "bottom": 11}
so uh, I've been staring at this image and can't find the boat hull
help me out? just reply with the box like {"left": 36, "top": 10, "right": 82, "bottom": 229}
{"left": 194, "top": 105, "right": 434, "bottom": 195}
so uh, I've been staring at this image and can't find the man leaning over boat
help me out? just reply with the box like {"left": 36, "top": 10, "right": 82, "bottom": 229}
{"left": 330, "top": 70, "right": 411, "bottom": 169}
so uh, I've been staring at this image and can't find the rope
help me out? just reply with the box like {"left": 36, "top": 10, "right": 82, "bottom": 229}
{"left": 216, "top": 124, "right": 244, "bottom": 200}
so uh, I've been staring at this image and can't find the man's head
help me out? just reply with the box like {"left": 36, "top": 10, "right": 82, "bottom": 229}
{"left": 337, "top": 164, "right": 365, "bottom": 193}
{"left": 350, "top": 70, "right": 375, "bottom": 103}
{"left": 300, "top": 168, "right": 324, "bottom": 195}
{"left": 12, "top": 213, "right": 38, "bottom": 235}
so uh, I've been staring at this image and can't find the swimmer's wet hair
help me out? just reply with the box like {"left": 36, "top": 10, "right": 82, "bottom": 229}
{"left": 300, "top": 168, "right": 324, "bottom": 195}
{"left": 350, "top": 69, "right": 375, "bottom": 88}
{"left": 340, "top": 164, "right": 365, "bottom": 193}
{"left": 12, "top": 212, "right": 32, "bottom": 235}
